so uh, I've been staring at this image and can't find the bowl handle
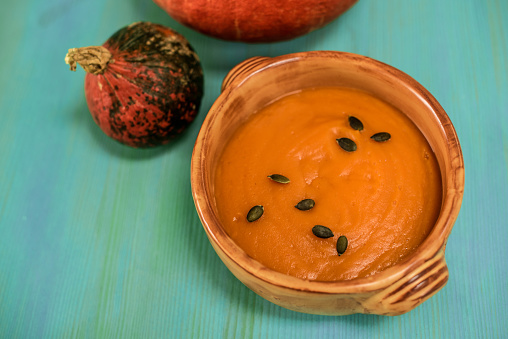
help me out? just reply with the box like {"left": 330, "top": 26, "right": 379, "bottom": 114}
{"left": 362, "top": 249, "right": 449, "bottom": 315}
{"left": 221, "top": 57, "right": 271, "bottom": 92}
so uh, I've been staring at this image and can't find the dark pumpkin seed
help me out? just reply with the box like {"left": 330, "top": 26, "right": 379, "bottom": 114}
{"left": 295, "top": 199, "right": 315, "bottom": 211}
{"left": 336, "top": 235, "right": 348, "bottom": 256}
{"left": 348, "top": 116, "right": 364, "bottom": 131}
{"left": 247, "top": 205, "right": 264, "bottom": 222}
{"left": 312, "top": 225, "right": 334, "bottom": 238}
{"left": 267, "top": 174, "right": 290, "bottom": 184}
{"left": 371, "top": 132, "right": 391, "bottom": 142}
{"left": 337, "top": 138, "right": 357, "bottom": 152}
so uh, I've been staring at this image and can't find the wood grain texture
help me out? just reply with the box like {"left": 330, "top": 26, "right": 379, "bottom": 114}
{"left": 0, "top": 0, "right": 506, "bottom": 337}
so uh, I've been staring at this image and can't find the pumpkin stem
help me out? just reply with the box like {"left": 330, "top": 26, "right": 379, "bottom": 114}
{"left": 65, "top": 46, "right": 113, "bottom": 75}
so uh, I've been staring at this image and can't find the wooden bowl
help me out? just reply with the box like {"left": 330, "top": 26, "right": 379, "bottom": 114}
{"left": 191, "top": 51, "right": 464, "bottom": 316}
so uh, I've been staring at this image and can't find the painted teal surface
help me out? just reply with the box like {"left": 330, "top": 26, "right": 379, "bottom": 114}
{"left": 0, "top": 0, "right": 507, "bottom": 338}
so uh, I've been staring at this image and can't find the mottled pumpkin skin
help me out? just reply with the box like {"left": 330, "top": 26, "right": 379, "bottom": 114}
{"left": 84, "top": 22, "right": 204, "bottom": 148}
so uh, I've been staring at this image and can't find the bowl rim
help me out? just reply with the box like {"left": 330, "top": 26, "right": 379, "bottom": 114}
{"left": 191, "top": 50, "right": 465, "bottom": 294}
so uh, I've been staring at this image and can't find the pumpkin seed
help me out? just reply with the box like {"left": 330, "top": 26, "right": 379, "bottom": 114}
{"left": 348, "top": 116, "right": 364, "bottom": 131}
{"left": 247, "top": 205, "right": 264, "bottom": 222}
{"left": 336, "top": 235, "right": 348, "bottom": 256}
{"left": 312, "top": 225, "right": 334, "bottom": 238}
{"left": 336, "top": 138, "right": 357, "bottom": 152}
{"left": 267, "top": 174, "right": 290, "bottom": 184}
{"left": 295, "top": 199, "right": 315, "bottom": 211}
{"left": 371, "top": 132, "right": 391, "bottom": 142}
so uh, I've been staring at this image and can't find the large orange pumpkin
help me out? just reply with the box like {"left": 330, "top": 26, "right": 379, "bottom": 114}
{"left": 153, "top": 0, "right": 359, "bottom": 42}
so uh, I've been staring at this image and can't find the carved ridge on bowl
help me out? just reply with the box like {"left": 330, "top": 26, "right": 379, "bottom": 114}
{"left": 221, "top": 57, "right": 270, "bottom": 92}
{"left": 361, "top": 249, "right": 448, "bottom": 315}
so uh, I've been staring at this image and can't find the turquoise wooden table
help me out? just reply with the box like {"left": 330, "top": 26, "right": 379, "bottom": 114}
{"left": 1, "top": 0, "right": 506, "bottom": 338}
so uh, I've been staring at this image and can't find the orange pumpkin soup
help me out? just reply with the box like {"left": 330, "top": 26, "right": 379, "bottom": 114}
{"left": 214, "top": 87, "right": 442, "bottom": 281}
